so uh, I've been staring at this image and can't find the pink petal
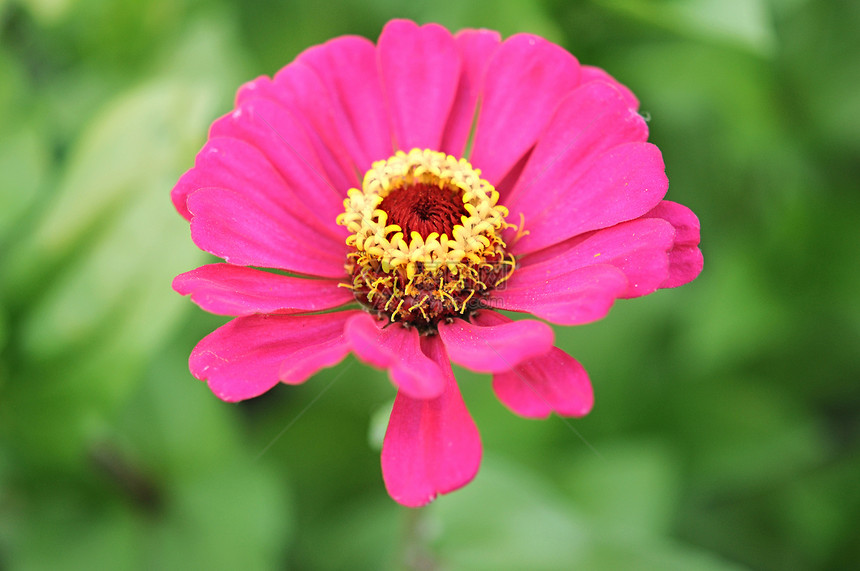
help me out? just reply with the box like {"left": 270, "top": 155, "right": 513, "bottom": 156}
{"left": 378, "top": 20, "right": 460, "bottom": 151}
{"left": 469, "top": 33, "right": 581, "bottom": 185}
{"left": 645, "top": 201, "right": 704, "bottom": 288}
{"left": 208, "top": 96, "right": 346, "bottom": 232}
{"left": 279, "top": 335, "right": 354, "bottom": 387}
{"left": 579, "top": 65, "right": 639, "bottom": 110}
{"left": 249, "top": 70, "right": 360, "bottom": 193}
{"left": 187, "top": 187, "right": 346, "bottom": 278}
{"left": 510, "top": 142, "right": 669, "bottom": 255}
{"left": 172, "top": 263, "right": 353, "bottom": 316}
{"left": 172, "top": 168, "right": 198, "bottom": 221}
{"left": 492, "top": 347, "right": 593, "bottom": 418}
{"left": 296, "top": 35, "right": 392, "bottom": 170}
{"left": 177, "top": 133, "right": 344, "bottom": 237}
{"left": 439, "top": 28, "right": 501, "bottom": 157}
{"left": 189, "top": 311, "right": 356, "bottom": 402}
{"left": 437, "top": 311, "right": 554, "bottom": 373}
{"left": 173, "top": 135, "right": 345, "bottom": 238}
{"left": 518, "top": 218, "right": 676, "bottom": 299}
{"left": 345, "top": 313, "right": 446, "bottom": 399}
{"left": 381, "top": 336, "right": 481, "bottom": 507}
{"left": 495, "top": 264, "right": 628, "bottom": 326}
{"left": 504, "top": 81, "right": 649, "bottom": 231}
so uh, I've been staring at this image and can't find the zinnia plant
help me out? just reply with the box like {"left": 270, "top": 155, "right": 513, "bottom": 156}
{"left": 171, "top": 19, "right": 703, "bottom": 506}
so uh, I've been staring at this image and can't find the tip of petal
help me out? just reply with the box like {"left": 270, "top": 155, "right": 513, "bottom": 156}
{"left": 382, "top": 358, "right": 482, "bottom": 507}
{"left": 493, "top": 347, "right": 593, "bottom": 419}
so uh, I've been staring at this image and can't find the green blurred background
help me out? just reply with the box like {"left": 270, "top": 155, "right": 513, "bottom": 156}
{"left": 1, "top": 0, "right": 858, "bottom": 569}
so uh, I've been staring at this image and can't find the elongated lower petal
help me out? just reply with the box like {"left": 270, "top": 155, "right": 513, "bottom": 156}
{"left": 345, "top": 313, "right": 446, "bottom": 399}
{"left": 172, "top": 263, "right": 352, "bottom": 316}
{"left": 382, "top": 336, "right": 481, "bottom": 507}
{"left": 189, "top": 311, "right": 356, "bottom": 402}
{"left": 493, "top": 347, "right": 593, "bottom": 418}
{"left": 438, "top": 310, "right": 554, "bottom": 373}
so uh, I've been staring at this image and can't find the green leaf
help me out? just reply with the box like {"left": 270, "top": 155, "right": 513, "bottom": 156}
{"left": 678, "top": 248, "right": 790, "bottom": 370}
{"left": 6, "top": 499, "right": 141, "bottom": 571}
{"left": 5, "top": 351, "right": 293, "bottom": 570}
{"left": 3, "top": 80, "right": 214, "bottom": 455}
{"left": 431, "top": 456, "right": 590, "bottom": 570}
{"left": 295, "top": 497, "right": 401, "bottom": 571}
{"left": 148, "top": 466, "right": 290, "bottom": 571}
{"left": 595, "top": 0, "right": 776, "bottom": 56}
{"left": 677, "top": 378, "right": 824, "bottom": 494}
{"left": 0, "top": 16, "right": 245, "bottom": 468}
{"left": 561, "top": 439, "right": 682, "bottom": 538}
{"left": 4, "top": 77, "right": 215, "bottom": 301}
{"left": 0, "top": 124, "right": 49, "bottom": 248}
{"left": 17, "top": 0, "right": 80, "bottom": 25}
{"left": 418, "top": 0, "right": 564, "bottom": 43}
{"left": 581, "top": 537, "right": 748, "bottom": 571}
{"left": 133, "top": 354, "right": 293, "bottom": 569}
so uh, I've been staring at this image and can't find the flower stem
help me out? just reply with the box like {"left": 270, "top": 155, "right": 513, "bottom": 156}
{"left": 401, "top": 506, "right": 437, "bottom": 571}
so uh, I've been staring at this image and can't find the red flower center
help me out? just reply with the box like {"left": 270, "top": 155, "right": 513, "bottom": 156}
{"left": 379, "top": 183, "right": 466, "bottom": 238}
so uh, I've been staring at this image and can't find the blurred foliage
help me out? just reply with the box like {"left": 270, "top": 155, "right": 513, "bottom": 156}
{"left": 1, "top": 0, "right": 859, "bottom": 569}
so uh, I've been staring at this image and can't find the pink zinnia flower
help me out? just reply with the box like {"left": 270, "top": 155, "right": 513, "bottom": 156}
{"left": 171, "top": 19, "right": 703, "bottom": 506}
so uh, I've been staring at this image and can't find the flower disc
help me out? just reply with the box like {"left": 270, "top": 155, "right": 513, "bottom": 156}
{"left": 337, "top": 148, "right": 515, "bottom": 332}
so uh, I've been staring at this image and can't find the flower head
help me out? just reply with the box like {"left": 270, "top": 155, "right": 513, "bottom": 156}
{"left": 171, "top": 19, "right": 703, "bottom": 506}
